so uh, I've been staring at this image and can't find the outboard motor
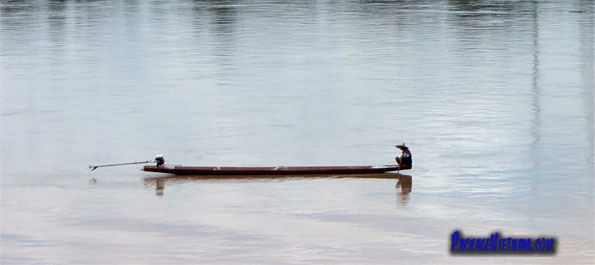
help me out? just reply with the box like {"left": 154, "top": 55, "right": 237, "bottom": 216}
{"left": 155, "top": 154, "right": 165, "bottom": 167}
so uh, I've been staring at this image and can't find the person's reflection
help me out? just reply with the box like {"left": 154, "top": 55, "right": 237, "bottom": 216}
{"left": 144, "top": 178, "right": 165, "bottom": 196}
{"left": 155, "top": 180, "right": 165, "bottom": 196}
{"left": 395, "top": 173, "right": 412, "bottom": 206}
{"left": 143, "top": 177, "right": 166, "bottom": 196}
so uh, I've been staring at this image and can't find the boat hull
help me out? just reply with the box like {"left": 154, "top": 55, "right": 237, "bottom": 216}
{"left": 143, "top": 165, "right": 403, "bottom": 175}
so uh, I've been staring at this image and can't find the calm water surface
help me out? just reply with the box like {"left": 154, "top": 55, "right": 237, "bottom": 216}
{"left": 1, "top": 0, "right": 593, "bottom": 264}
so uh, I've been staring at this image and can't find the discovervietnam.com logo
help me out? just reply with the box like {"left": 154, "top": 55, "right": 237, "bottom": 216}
{"left": 450, "top": 231, "right": 557, "bottom": 254}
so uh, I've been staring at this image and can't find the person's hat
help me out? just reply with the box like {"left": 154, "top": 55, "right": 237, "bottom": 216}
{"left": 395, "top": 143, "right": 408, "bottom": 150}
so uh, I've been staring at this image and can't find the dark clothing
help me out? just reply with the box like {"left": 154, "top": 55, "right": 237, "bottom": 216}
{"left": 401, "top": 150, "right": 412, "bottom": 165}
{"left": 396, "top": 150, "right": 412, "bottom": 169}
{"left": 155, "top": 157, "right": 165, "bottom": 167}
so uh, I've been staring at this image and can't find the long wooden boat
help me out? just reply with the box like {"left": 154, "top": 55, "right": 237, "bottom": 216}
{"left": 143, "top": 164, "right": 405, "bottom": 175}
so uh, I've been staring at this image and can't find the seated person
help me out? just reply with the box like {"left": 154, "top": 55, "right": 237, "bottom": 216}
{"left": 395, "top": 144, "right": 412, "bottom": 170}
{"left": 155, "top": 155, "right": 165, "bottom": 167}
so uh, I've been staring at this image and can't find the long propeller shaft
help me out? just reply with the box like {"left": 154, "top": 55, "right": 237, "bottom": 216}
{"left": 89, "top": 160, "right": 151, "bottom": 171}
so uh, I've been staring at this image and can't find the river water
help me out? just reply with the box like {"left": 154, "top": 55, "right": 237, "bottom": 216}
{"left": 1, "top": 0, "right": 593, "bottom": 264}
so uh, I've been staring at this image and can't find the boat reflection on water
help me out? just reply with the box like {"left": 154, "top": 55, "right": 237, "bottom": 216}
{"left": 143, "top": 173, "right": 412, "bottom": 197}
{"left": 395, "top": 173, "right": 412, "bottom": 206}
